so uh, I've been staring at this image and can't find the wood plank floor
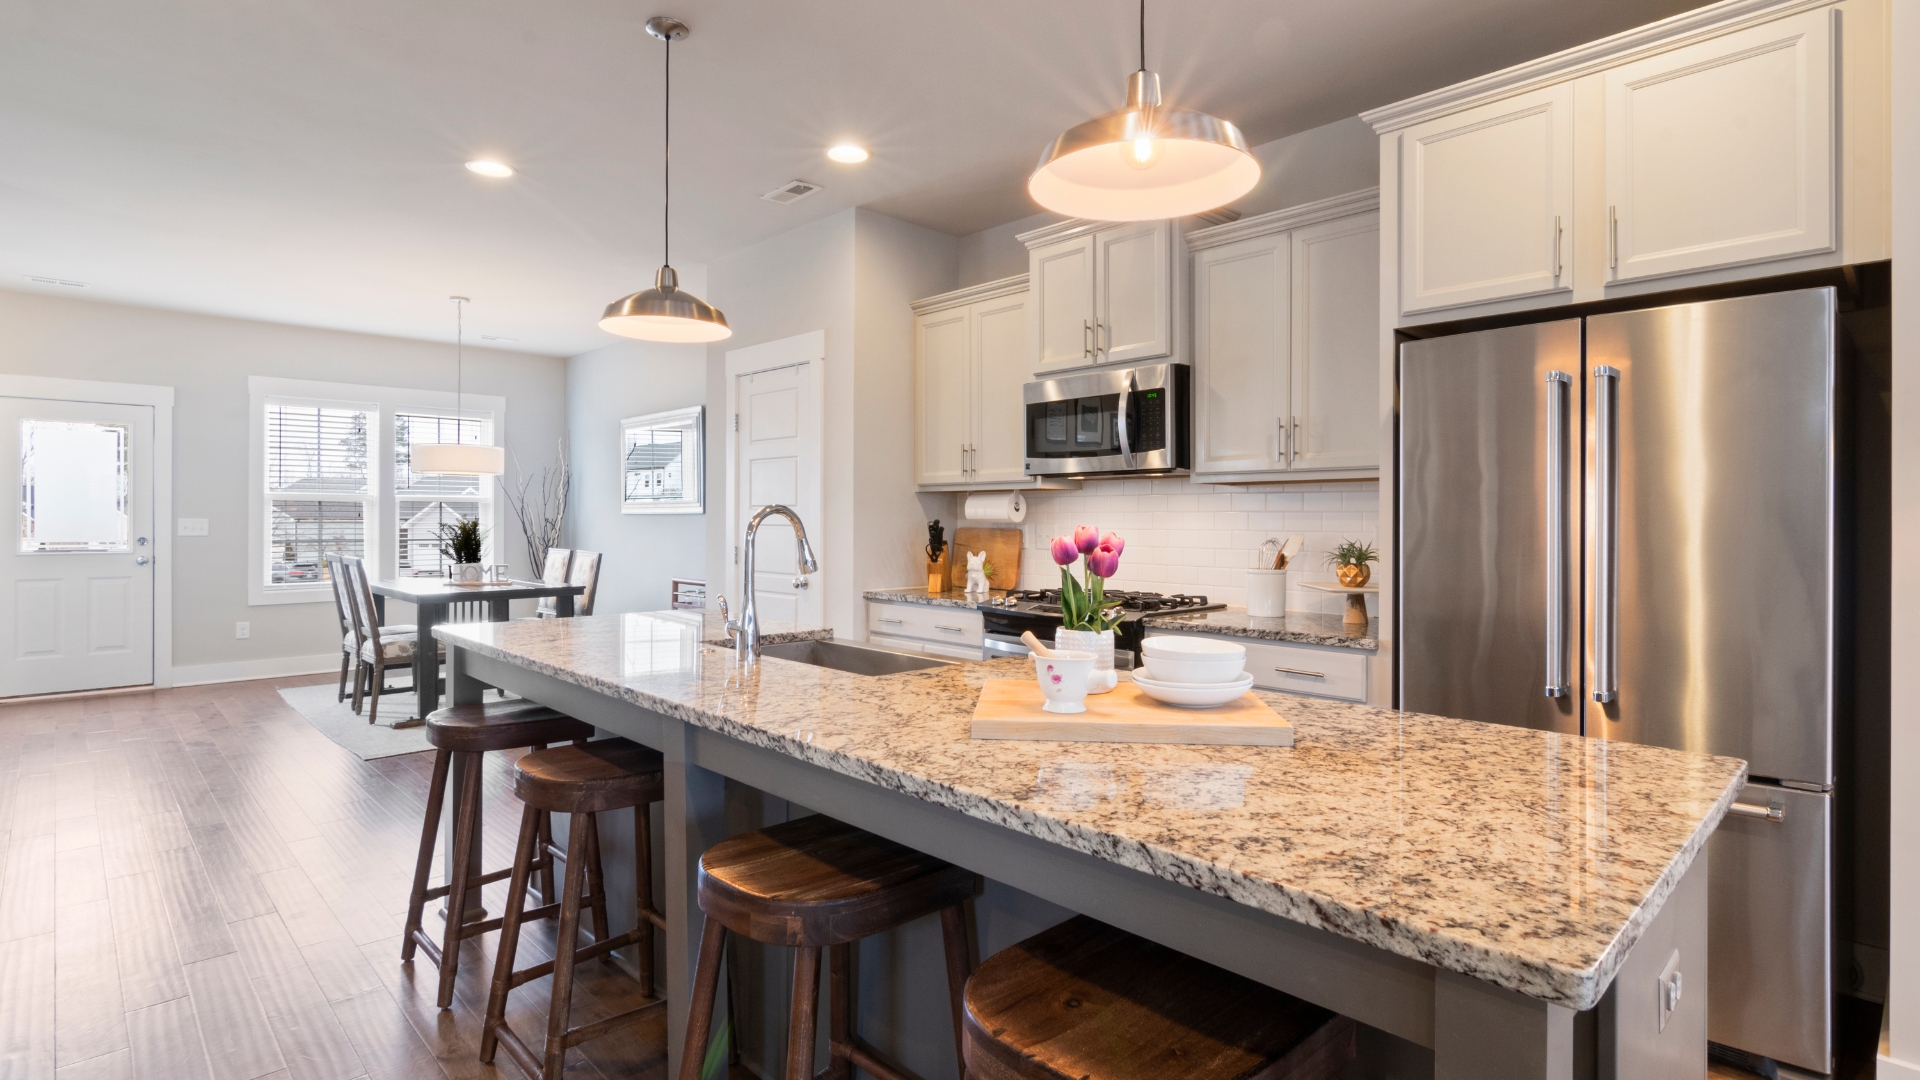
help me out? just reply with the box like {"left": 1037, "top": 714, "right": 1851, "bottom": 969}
{"left": 0, "top": 674, "right": 712, "bottom": 1080}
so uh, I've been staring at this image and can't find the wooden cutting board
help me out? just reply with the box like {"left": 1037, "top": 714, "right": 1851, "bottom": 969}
{"left": 971, "top": 680, "right": 1294, "bottom": 746}
{"left": 951, "top": 528, "right": 1022, "bottom": 591}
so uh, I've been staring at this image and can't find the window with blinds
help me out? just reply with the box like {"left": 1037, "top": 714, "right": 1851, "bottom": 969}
{"left": 394, "top": 411, "right": 493, "bottom": 576}
{"left": 263, "top": 401, "right": 372, "bottom": 586}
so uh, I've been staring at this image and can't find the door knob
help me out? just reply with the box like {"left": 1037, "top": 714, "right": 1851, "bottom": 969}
{"left": 134, "top": 556, "right": 150, "bottom": 566}
{"left": 791, "top": 577, "right": 810, "bottom": 589}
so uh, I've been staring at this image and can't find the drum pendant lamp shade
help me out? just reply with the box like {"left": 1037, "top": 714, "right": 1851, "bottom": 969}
{"left": 599, "top": 17, "right": 731, "bottom": 343}
{"left": 1028, "top": 6, "right": 1259, "bottom": 222}
{"left": 415, "top": 296, "right": 505, "bottom": 477}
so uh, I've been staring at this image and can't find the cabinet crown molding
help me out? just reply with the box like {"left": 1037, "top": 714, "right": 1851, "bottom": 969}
{"left": 1360, "top": 0, "right": 1835, "bottom": 133}
{"left": 909, "top": 274, "right": 1030, "bottom": 315}
{"left": 1185, "top": 188, "right": 1381, "bottom": 252}
{"left": 1015, "top": 208, "right": 1239, "bottom": 249}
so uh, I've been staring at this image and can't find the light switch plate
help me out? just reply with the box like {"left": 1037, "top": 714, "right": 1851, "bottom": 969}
{"left": 178, "top": 518, "right": 209, "bottom": 536}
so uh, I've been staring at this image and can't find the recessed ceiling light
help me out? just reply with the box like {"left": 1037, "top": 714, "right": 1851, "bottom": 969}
{"left": 827, "top": 144, "right": 869, "bottom": 164}
{"left": 465, "top": 159, "right": 514, "bottom": 178}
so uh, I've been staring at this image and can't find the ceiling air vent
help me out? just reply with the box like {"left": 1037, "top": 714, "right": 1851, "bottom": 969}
{"left": 24, "top": 275, "right": 87, "bottom": 288}
{"left": 761, "top": 180, "right": 821, "bottom": 205}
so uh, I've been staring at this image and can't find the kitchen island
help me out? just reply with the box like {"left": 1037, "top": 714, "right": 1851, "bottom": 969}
{"left": 436, "top": 611, "right": 1745, "bottom": 1080}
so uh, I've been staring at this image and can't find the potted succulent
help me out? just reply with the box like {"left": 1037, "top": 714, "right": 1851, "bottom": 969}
{"left": 1050, "top": 526, "right": 1125, "bottom": 694}
{"left": 439, "top": 519, "right": 487, "bottom": 584}
{"left": 1325, "top": 539, "right": 1378, "bottom": 588}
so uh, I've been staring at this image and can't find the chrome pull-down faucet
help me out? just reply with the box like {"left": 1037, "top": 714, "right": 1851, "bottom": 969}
{"left": 725, "top": 504, "right": 818, "bottom": 663}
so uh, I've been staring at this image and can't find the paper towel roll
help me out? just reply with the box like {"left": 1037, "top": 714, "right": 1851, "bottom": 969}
{"left": 964, "top": 491, "right": 1027, "bottom": 523}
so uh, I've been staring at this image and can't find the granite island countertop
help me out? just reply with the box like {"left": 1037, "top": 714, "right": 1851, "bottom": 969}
{"left": 436, "top": 612, "right": 1745, "bottom": 1011}
{"left": 1142, "top": 608, "right": 1379, "bottom": 651}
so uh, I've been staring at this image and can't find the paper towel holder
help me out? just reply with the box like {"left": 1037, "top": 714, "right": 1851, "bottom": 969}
{"left": 963, "top": 491, "right": 1027, "bottom": 524}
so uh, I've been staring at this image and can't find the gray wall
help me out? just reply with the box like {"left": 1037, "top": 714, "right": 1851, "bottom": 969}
{"left": 565, "top": 323, "right": 711, "bottom": 616}
{"left": 0, "top": 287, "right": 566, "bottom": 676}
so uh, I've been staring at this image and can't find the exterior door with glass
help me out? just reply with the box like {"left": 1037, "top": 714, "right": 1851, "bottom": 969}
{"left": 0, "top": 396, "right": 155, "bottom": 696}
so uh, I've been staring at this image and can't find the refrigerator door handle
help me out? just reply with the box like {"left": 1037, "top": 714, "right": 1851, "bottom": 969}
{"left": 1593, "top": 364, "right": 1621, "bottom": 704}
{"left": 1728, "top": 800, "right": 1786, "bottom": 823}
{"left": 1545, "top": 371, "right": 1572, "bottom": 697}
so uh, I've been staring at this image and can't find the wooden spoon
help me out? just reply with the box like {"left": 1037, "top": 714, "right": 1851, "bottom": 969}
{"left": 1020, "top": 631, "right": 1057, "bottom": 658}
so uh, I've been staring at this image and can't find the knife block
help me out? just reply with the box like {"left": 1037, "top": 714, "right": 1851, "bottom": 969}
{"left": 927, "top": 551, "right": 950, "bottom": 594}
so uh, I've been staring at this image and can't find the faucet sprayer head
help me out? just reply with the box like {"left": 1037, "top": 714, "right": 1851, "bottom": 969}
{"left": 797, "top": 535, "right": 819, "bottom": 575}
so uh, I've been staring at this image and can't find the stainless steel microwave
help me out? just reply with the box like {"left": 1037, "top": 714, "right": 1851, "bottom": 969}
{"left": 1023, "top": 363, "right": 1190, "bottom": 477}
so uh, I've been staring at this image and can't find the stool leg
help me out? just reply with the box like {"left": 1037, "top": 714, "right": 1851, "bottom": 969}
{"left": 434, "top": 751, "right": 483, "bottom": 1009}
{"left": 677, "top": 916, "right": 728, "bottom": 1080}
{"left": 582, "top": 811, "right": 612, "bottom": 953}
{"left": 634, "top": 801, "right": 655, "bottom": 998}
{"left": 481, "top": 802, "right": 542, "bottom": 1063}
{"left": 786, "top": 946, "right": 823, "bottom": 1080}
{"left": 822, "top": 943, "right": 853, "bottom": 1080}
{"left": 542, "top": 811, "right": 592, "bottom": 1080}
{"left": 530, "top": 744, "right": 557, "bottom": 904}
{"left": 400, "top": 748, "right": 453, "bottom": 961}
{"left": 940, "top": 904, "right": 973, "bottom": 1080}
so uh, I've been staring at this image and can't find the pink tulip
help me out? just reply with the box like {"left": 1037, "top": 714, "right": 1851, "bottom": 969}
{"left": 1074, "top": 525, "right": 1100, "bottom": 554}
{"left": 1086, "top": 543, "right": 1121, "bottom": 578}
{"left": 1050, "top": 535, "right": 1079, "bottom": 566}
{"left": 1100, "top": 531, "right": 1125, "bottom": 556}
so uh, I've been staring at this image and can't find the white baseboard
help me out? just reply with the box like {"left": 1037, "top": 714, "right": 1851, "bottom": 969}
{"left": 1879, "top": 1054, "right": 1920, "bottom": 1080}
{"left": 169, "top": 652, "right": 341, "bottom": 687}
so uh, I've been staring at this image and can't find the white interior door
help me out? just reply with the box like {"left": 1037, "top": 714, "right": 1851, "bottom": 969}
{"left": 732, "top": 362, "right": 821, "bottom": 627}
{"left": 0, "top": 396, "right": 155, "bottom": 696}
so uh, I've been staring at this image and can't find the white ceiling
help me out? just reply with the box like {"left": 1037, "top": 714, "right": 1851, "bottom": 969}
{"left": 0, "top": 0, "right": 1702, "bottom": 356}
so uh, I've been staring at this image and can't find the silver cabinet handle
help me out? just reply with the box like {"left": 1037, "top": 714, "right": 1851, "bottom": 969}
{"left": 1116, "top": 374, "right": 1135, "bottom": 470}
{"left": 1275, "top": 418, "right": 1285, "bottom": 462}
{"left": 877, "top": 617, "right": 904, "bottom": 625}
{"left": 1083, "top": 320, "right": 1093, "bottom": 358}
{"left": 1608, "top": 205, "right": 1619, "bottom": 271}
{"left": 1545, "top": 370, "right": 1572, "bottom": 698}
{"left": 1728, "top": 802, "right": 1785, "bottom": 823}
{"left": 1290, "top": 417, "right": 1300, "bottom": 465}
{"left": 1274, "top": 666, "right": 1325, "bottom": 679}
{"left": 1553, "top": 215, "right": 1563, "bottom": 279}
{"left": 935, "top": 624, "right": 966, "bottom": 634}
{"left": 1593, "top": 364, "right": 1621, "bottom": 704}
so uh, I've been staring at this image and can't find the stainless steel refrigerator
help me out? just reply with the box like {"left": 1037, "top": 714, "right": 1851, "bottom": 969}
{"left": 1399, "top": 287, "right": 1836, "bottom": 1074}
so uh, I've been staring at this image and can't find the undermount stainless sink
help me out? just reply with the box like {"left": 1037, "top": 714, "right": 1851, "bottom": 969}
{"left": 756, "top": 638, "right": 954, "bottom": 676}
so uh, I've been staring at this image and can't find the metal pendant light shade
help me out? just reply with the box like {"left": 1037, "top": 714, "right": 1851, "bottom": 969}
{"left": 1028, "top": 5, "right": 1259, "bottom": 222}
{"left": 600, "top": 16, "right": 731, "bottom": 343}
{"left": 415, "top": 296, "right": 505, "bottom": 477}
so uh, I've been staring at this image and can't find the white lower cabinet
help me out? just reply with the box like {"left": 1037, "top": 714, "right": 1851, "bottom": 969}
{"left": 867, "top": 602, "right": 985, "bottom": 659}
{"left": 1144, "top": 629, "right": 1371, "bottom": 704}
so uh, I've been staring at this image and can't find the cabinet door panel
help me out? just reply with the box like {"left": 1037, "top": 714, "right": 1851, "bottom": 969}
{"left": 1192, "top": 235, "right": 1288, "bottom": 474}
{"left": 1291, "top": 214, "right": 1381, "bottom": 471}
{"left": 1030, "top": 236, "right": 1095, "bottom": 373}
{"left": 1400, "top": 83, "right": 1573, "bottom": 314}
{"left": 1096, "top": 221, "right": 1173, "bottom": 363}
{"left": 972, "top": 295, "right": 1030, "bottom": 483}
{"left": 916, "top": 310, "right": 971, "bottom": 485}
{"left": 1605, "top": 9, "right": 1834, "bottom": 282}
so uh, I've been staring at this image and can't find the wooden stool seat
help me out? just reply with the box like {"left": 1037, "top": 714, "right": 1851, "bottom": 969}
{"left": 483, "top": 739, "right": 667, "bottom": 1080}
{"left": 426, "top": 700, "right": 594, "bottom": 754}
{"left": 677, "top": 815, "right": 981, "bottom": 1080}
{"left": 962, "top": 916, "right": 1355, "bottom": 1080}
{"left": 697, "top": 813, "right": 979, "bottom": 947}
{"left": 511, "top": 738, "right": 665, "bottom": 814}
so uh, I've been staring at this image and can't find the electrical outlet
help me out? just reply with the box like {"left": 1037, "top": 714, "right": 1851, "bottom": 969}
{"left": 1657, "top": 950, "right": 1682, "bottom": 1032}
{"left": 235, "top": 622, "right": 250, "bottom": 639}
{"left": 177, "top": 518, "right": 209, "bottom": 536}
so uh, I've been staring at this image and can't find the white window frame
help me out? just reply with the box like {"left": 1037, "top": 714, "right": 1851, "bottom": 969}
{"left": 248, "top": 376, "right": 506, "bottom": 606}
{"left": 621, "top": 405, "right": 704, "bottom": 515}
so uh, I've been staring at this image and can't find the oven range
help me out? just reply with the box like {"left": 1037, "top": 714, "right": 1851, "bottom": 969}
{"left": 980, "top": 590, "right": 1223, "bottom": 667}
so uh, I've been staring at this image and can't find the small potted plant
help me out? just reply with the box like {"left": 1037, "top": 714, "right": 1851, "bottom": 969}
{"left": 1049, "top": 526, "right": 1125, "bottom": 694}
{"left": 1325, "top": 539, "right": 1378, "bottom": 588}
{"left": 439, "top": 519, "right": 487, "bottom": 584}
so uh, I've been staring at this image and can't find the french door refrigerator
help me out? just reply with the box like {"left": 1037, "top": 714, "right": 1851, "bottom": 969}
{"left": 1399, "top": 287, "right": 1837, "bottom": 1074}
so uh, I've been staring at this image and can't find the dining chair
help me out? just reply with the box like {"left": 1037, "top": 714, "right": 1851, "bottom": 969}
{"left": 534, "top": 548, "right": 573, "bottom": 618}
{"left": 345, "top": 558, "right": 442, "bottom": 725}
{"left": 565, "top": 551, "right": 601, "bottom": 617}
{"left": 325, "top": 554, "right": 357, "bottom": 702}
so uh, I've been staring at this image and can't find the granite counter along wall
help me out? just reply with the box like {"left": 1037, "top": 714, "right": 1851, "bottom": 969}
{"left": 948, "top": 477, "right": 1380, "bottom": 614}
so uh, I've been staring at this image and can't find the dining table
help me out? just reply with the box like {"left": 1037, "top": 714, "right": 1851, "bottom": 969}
{"left": 366, "top": 576, "right": 587, "bottom": 721}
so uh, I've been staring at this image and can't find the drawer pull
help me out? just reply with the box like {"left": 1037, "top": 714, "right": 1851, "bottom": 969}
{"left": 877, "top": 618, "right": 904, "bottom": 626}
{"left": 1274, "top": 666, "right": 1325, "bottom": 679}
{"left": 935, "top": 624, "right": 966, "bottom": 634}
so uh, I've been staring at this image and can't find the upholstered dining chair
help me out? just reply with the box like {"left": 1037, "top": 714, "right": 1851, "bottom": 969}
{"left": 343, "top": 557, "right": 442, "bottom": 726}
{"left": 565, "top": 550, "right": 601, "bottom": 617}
{"left": 532, "top": 547, "right": 573, "bottom": 618}
{"left": 325, "top": 554, "right": 357, "bottom": 703}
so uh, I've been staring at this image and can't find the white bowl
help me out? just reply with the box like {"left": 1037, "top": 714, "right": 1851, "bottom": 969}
{"left": 1139, "top": 637, "right": 1247, "bottom": 684}
{"left": 1132, "top": 671, "right": 1255, "bottom": 708}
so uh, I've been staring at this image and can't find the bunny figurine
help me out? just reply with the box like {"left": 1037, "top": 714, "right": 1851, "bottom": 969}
{"left": 964, "top": 550, "right": 990, "bottom": 597}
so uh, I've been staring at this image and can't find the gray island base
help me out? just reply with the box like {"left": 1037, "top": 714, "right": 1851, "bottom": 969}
{"left": 434, "top": 611, "right": 1745, "bottom": 1080}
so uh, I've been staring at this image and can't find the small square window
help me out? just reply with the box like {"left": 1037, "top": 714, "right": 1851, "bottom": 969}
{"left": 622, "top": 407, "right": 703, "bottom": 515}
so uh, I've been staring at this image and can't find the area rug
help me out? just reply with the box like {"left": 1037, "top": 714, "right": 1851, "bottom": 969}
{"left": 277, "top": 682, "right": 434, "bottom": 760}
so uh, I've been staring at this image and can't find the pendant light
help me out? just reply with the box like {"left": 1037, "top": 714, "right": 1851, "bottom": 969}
{"left": 1028, "top": 0, "right": 1260, "bottom": 222}
{"left": 413, "top": 296, "right": 506, "bottom": 476}
{"left": 599, "top": 17, "right": 732, "bottom": 343}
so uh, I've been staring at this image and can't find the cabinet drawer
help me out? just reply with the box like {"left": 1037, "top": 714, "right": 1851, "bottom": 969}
{"left": 1146, "top": 631, "right": 1367, "bottom": 702}
{"left": 867, "top": 603, "right": 984, "bottom": 647}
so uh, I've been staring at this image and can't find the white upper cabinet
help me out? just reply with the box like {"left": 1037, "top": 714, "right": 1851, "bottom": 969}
{"left": 1290, "top": 214, "right": 1381, "bottom": 471}
{"left": 1398, "top": 82, "right": 1574, "bottom": 314}
{"left": 1029, "top": 235, "right": 1095, "bottom": 372}
{"left": 1189, "top": 191, "right": 1381, "bottom": 480}
{"left": 1604, "top": 8, "right": 1835, "bottom": 283}
{"left": 1025, "top": 220, "right": 1174, "bottom": 374}
{"left": 913, "top": 277, "right": 1030, "bottom": 489}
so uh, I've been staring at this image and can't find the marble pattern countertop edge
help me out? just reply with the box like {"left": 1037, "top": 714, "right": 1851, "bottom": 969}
{"left": 1140, "top": 608, "right": 1379, "bottom": 651}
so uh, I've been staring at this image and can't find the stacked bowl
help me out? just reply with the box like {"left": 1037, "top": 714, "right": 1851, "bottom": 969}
{"left": 1133, "top": 637, "right": 1255, "bottom": 707}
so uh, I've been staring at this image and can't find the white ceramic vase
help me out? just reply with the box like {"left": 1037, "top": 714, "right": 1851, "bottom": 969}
{"left": 1054, "top": 628, "right": 1119, "bottom": 694}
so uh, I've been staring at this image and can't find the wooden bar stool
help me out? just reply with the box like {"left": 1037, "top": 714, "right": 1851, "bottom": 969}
{"left": 962, "top": 916, "right": 1355, "bottom": 1080}
{"left": 482, "top": 738, "right": 668, "bottom": 1080}
{"left": 677, "top": 814, "right": 982, "bottom": 1080}
{"left": 400, "top": 700, "right": 598, "bottom": 1009}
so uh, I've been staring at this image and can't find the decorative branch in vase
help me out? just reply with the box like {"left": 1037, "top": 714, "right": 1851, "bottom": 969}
{"left": 1049, "top": 526, "right": 1125, "bottom": 693}
{"left": 506, "top": 439, "right": 570, "bottom": 582}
